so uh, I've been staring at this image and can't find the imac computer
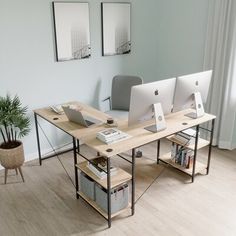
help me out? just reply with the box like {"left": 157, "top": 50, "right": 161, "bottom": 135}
{"left": 128, "top": 78, "right": 176, "bottom": 132}
{"left": 172, "top": 70, "right": 212, "bottom": 118}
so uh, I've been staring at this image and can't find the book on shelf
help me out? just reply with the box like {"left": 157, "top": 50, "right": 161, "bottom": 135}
{"left": 182, "top": 128, "right": 197, "bottom": 137}
{"left": 170, "top": 143, "right": 194, "bottom": 169}
{"left": 87, "top": 156, "right": 117, "bottom": 179}
{"left": 96, "top": 128, "right": 131, "bottom": 144}
{"left": 173, "top": 133, "right": 195, "bottom": 145}
{"left": 172, "top": 128, "right": 199, "bottom": 146}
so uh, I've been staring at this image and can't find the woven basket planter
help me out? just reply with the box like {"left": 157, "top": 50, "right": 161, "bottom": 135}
{"left": 0, "top": 141, "right": 25, "bottom": 169}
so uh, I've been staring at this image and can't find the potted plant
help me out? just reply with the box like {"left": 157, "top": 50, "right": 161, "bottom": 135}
{"left": 0, "top": 94, "right": 30, "bottom": 184}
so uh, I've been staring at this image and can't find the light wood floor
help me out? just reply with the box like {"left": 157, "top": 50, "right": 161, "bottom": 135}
{"left": 0, "top": 140, "right": 236, "bottom": 236}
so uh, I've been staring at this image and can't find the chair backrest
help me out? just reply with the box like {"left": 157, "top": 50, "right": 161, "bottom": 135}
{"left": 111, "top": 75, "right": 143, "bottom": 111}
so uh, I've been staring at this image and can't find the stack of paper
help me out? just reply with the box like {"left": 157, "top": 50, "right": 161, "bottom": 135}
{"left": 96, "top": 128, "right": 131, "bottom": 144}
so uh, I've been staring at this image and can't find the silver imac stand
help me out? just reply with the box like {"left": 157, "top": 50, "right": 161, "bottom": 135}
{"left": 185, "top": 92, "right": 205, "bottom": 119}
{"left": 145, "top": 103, "right": 167, "bottom": 133}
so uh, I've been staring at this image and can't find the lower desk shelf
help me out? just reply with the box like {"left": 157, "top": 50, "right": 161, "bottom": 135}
{"left": 166, "top": 135, "right": 210, "bottom": 150}
{"left": 77, "top": 161, "right": 132, "bottom": 220}
{"left": 160, "top": 153, "right": 207, "bottom": 176}
{"left": 78, "top": 191, "right": 131, "bottom": 219}
{"left": 76, "top": 161, "right": 132, "bottom": 189}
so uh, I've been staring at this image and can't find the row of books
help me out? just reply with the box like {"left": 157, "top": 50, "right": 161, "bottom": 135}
{"left": 96, "top": 128, "right": 131, "bottom": 144}
{"left": 171, "top": 143, "right": 194, "bottom": 169}
{"left": 87, "top": 156, "right": 117, "bottom": 179}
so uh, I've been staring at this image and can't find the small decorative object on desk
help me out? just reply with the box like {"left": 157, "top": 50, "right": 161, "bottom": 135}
{"left": 51, "top": 104, "right": 82, "bottom": 114}
{"left": 62, "top": 104, "right": 82, "bottom": 111}
{"left": 96, "top": 128, "right": 131, "bottom": 144}
{"left": 87, "top": 156, "right": 117, "bottom": 179}
{"left": 50, "top": 104, "right": 64, "bottom": 114}
{"left": 103, "top": 117, "right": 118, "bottom": 127}
{"left": 107, "top": 117, "right": 114, "bottom": 124}
{"left": 104, "top": 121, "right": 118, "bottom": 128}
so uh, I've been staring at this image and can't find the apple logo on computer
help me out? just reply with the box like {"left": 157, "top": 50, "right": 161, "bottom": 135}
{"left": 154, "top": 89, "right": 159, "bottom": 95}
{"left": 195, "top": 81, "right": 199, "bottom": 86}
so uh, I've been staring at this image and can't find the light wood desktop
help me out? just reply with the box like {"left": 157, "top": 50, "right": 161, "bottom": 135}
{"left": 79, "top": 109, "right": 215, "bottom": 157}
{"left": 34, "top": 101, "right": 110, "bottom": 137}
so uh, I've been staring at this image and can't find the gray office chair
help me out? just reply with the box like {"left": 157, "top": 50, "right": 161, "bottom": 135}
{"left": 103, "top": 75, "right": 143, "bottom": 157}
{"left": 103, "top": 75, "right": 143, "bottom": 119}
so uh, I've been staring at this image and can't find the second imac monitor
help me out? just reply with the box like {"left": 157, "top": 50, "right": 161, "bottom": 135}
{"left": 172, "top": 70, "right": 212, "bottom": 118}
{"left": 128, "top": 78, "right": 176, "bottom": 130}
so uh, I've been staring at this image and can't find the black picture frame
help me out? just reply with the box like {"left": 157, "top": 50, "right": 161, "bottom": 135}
{"left": 101, "top": 2, "right": 131, "bottom": 56}
{"left": 52, "top": 2, "right": 91, "bottom": 62}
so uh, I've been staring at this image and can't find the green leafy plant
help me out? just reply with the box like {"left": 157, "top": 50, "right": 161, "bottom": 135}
{"left": 0, "top": 94, "right": 30, "bottom": 149}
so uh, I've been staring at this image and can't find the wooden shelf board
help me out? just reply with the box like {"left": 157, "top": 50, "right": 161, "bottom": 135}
{"left": 78, "top": 191, "right": 131, "bottom": 219}
{"left": 76, "top": 161, "right": 132, "bottom": 189}
{"left": 166, "top": 136, "right": 210, "bottom": 150}
{"left": 160, "top": 152, "right": 207, "bottom": 175}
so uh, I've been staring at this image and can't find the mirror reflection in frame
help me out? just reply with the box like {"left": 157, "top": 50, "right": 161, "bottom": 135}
{"left": 101, "top": 2, "right": 131, "bottom": 56}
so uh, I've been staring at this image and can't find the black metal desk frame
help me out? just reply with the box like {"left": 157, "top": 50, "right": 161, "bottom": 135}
{"left": 34, "top": 110, "right": 215, "bottom": 227}
{"left": 157, "top": 119, "right": 215, "bottom": 182}
{"left": 34, "top": 112, "right": 135, "bottom": 228}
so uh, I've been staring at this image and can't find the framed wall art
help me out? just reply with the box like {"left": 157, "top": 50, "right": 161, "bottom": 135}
{"left": 101, "top": 2, "right": 131, "bottom": 56}
{"left": 52, "top": 2, "right": 91, "bottom": 61}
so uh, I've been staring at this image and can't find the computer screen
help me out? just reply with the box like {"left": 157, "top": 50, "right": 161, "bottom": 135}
{"left": 128, "top": 78, "right": 176, "bottom": 126}
{"left": 172, "top": 70, "right": 212, "bottom": 113}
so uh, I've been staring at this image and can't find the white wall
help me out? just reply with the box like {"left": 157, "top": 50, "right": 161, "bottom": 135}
{"left": 0, "top": 0, "right": 210, "bottom": 163}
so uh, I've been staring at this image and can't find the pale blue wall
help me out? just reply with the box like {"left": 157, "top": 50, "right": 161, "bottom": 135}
{"left": 0, "top": 0, "right": 127, "bottom": 159}
{"left": 0, "top": 0, "right": 210, "bottom": 161}
{"left": 123, "top": 0, "right": 209, "bottom": 81}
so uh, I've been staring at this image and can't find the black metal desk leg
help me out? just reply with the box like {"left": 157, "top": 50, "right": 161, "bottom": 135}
{"left": 157, "top": 139, "right": 160, "bottom": 164}
{"left": 107, "top": 158, "right": 111, "bottom": 228}
{"left": 192, "top": 125, "right": 199, "bottom": 183}
{"left": 34, "top": 113, "right": 42, "bottom": 166}
{"left": 76, "top": 139, "right": 80, "bottom": 153}
{"left": 73, "top": 138, "right": 79, "bottom": 199}
{"left": 207, "top": 119, "right": 215, "bottom": 174}
{"left": 132, "top": 148, "right": 135, "bottom": 215}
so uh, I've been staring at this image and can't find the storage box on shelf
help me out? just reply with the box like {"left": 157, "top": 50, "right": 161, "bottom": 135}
{"left": 80, "top": 172, "right": 95, "bottom": 200}
{"left": 76, "top": 160, "right": 132, "bottom": 219}
{"left": 95, "top": 184, "right": 129, "bottom": 214}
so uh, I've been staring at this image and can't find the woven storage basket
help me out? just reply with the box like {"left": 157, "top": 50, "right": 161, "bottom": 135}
{"left": 0, "top": 142, "right": 24, "bottom": 169}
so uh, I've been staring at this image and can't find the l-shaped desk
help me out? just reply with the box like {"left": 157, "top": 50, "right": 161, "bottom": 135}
{"left": 34, "top": 101, "right": 215, "bottom": 228}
